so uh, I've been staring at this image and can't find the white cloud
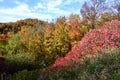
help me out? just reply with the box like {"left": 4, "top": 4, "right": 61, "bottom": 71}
{"left": 46, "top": 0, "right": 70, "bottom": 15}
{"left": 33, "top": 0, "right": 70, "bottom": 15}
{"left": 44, "top": 0, "right": 85, "bottom": 15}
{"left": 0, "top": 0, "right": 3, "bottom": 2}
{"left": 48, "top": 7, "right": 70, "bottom": 15}
{"left": 34, "top": 3, "right": 45, "bottom": 9}
{"left": 0, "top": 15, "right": 20, "bottom": 23}
{"left": 47, "top": 0, "right": 62, "bottom": 9}
{"left": 0, "top": 0, "right": 85, "bottom": 22}
{"left": 0, "top": 3, "right": 30, "bottom": 16}
{"left": 13, "top": 0, "right": 21, "bottom": 5}
{"left": 0, "top": 3, "right": 54, "bottom": 22}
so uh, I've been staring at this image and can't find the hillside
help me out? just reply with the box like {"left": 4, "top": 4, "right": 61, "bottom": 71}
{"left": 0, "top": 18, "right": 47, "bottom": 35}
{"left": 0, "top": 0, "right": 120, "bottom": 79}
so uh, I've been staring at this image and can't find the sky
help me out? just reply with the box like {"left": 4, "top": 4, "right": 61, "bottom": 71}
{"left": 0, "top": 0, "right": 86, "bottom": 23}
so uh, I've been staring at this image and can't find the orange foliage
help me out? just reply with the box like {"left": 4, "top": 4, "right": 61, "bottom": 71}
{"left": 0, "top": 34, "right": 7, "bottom": 40}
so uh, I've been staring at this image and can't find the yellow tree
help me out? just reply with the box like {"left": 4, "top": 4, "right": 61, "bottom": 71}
{"left": 43, "top": 22, "right": 55, "bottom": 65}
{"left": 53, "top": 17, "right": 71, "bottom": 56}
{"left": 44, "top": 17, "right": 71, "bottom": 65}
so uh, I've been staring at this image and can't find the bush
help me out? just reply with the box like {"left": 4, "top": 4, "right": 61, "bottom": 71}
{"left": 77, "top": 48, "right": 120, "bottom": 80}
{"left": 12, "top": 70, "right": 40, "bottom": 80}
{"left": 112, "top": 72, "right": 120, "bottom": 80}
{"left": 40, "top": 48, "right": 120, "bottom": 80}
{"left": 0, "top": 70, "right": 40, "bottom": 80}
{"left": 4, "top": 53, "right": 42, "bottom": 73}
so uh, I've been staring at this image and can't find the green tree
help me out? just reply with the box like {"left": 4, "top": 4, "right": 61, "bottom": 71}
{"left": 6, "top": 34, "right": 25, "bottom": 55}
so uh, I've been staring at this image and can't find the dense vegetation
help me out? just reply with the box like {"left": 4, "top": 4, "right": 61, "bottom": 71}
{"left": 0, "top": 0, "right": 120, "bottom": 80}
{"left": 52, "top": 20, "right": 120, "bottom": 69}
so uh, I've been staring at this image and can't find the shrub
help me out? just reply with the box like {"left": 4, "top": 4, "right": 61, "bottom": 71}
{"left": 0, "top": 70, "right": 40, "bottom": 80}
{"left": 112, "top": 72, "right": 120, "bottom": 80}
{"left": 12, "top": 70, "right": 40, "bottom": 80}
{"left": 52, "top": 20, "right": 120, "bottom": 69}
{"left": 40, "top": 48, "right": 120, "bottom": 80}
{"left": 77, "top": 48, "right": 120, "bottom": 80}
{"left": 4, "top": 52, "right": 42, "bottom": 73}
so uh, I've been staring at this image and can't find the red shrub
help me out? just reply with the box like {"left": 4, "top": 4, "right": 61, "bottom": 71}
{"left": 52, "top": 20, "right": 120, "bottom": 69}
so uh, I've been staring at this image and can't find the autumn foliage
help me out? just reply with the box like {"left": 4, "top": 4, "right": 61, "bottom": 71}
{"left": 52, "top": 20, "right": 120, "bottom": 69}
{"left": 0, "top": 0, "right": 120, "bottom": 79}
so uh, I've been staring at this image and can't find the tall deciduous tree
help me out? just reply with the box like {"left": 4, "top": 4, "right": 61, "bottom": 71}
{"left": 43, "top": 17, "right": 71, "bottom": 65}
{"left": 80, "top": 0, "right": 107, "bottom": 29}
{"left": 53, "top": 17, "right": 71, "bottom": 57}
{"left": 112, "top": 0, "right": 120, "bottom": 20}
{"left": 43, "top": 22, "right": 55, "bottom": 65}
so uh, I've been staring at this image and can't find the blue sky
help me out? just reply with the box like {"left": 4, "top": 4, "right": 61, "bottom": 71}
{"left": 0, "top": 0, "right": 86, "bottom": 22}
